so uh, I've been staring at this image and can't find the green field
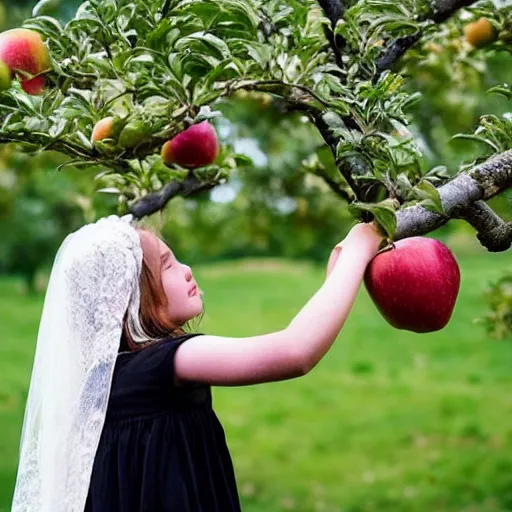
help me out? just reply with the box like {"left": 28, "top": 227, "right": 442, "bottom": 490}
{"left": 1, "top": 248, "right": 512, "bottom": 511}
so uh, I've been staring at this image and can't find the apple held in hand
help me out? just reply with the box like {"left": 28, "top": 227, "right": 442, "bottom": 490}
{"left": 161, "top": 120, "right": 219, "bottom": 168}
{"left": 0, "top": 28, "right": 51, "bottom": 95}
{"left": 364, "top": 237, "right": 461, "bottom": 333}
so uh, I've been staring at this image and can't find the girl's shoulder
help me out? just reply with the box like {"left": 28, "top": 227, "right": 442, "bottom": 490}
{"left": 115, "top": 333, "right": 204, "bottom": 382}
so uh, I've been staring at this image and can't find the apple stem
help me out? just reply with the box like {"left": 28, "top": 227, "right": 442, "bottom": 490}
{"left": 376, "top": 242, "right": 395, "bottom": 256}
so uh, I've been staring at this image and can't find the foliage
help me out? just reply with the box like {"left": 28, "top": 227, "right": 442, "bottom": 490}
{"left": 0, "top": 145, "right": 93, "bottom": 292}
{"left": 479, "top": 271, "right": 512, "bottom": 339}
{"left": 454, "top": 84, "right": 512, "bottom": 162}
{"left": 0, "top": 0, "right": 510, "bottom": 233}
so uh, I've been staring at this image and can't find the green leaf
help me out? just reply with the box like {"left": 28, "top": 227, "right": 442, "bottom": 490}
{"left": 10, "top": 90, "right": 38, "bottom": 114}
{"left": 234, "top": 154, "right": 253, "bottom": 166}
{"left": 242, "top": 43, "right": 271, "bottom": 69}
{"left": 413, "top": 180, "right": 444, "bottom": 214}
{"left": 488, "top": 85, "right": 512, "bottom": 100}
{"left": 24, "top": 116, "right": 48, "bottom": 132}
{"left": 75, "top": 131, "right": 93, "bottom": 149}
{"left": 396, "top": 172, "right": 412, "bottom": 196}
{"left": 68, "top": 88, "right": 93, "bottom": 105}
{"left": 23, "top": 16, "right": 64, "bottom": 40}
{"left": 127, "top": 54, "right": 154, "bottom": 64}
{"left": 322, "top": 111, "right": 345, "bottom": 129}
{"left": 366, "top": 15, "right": 419, "bottom": 37}
{"left": 176, "top": 32, "right": 231, "bottom": 60}
{"left": 97, "top": 187, "right": 121, "bottom": 194}
{"left": 32, "top": 0, "right": 83, "bottom": 22}
{"left": 1, "top": 113, "right": 14, "bottom": 131}
{"left": 49, "top": 117, "right": 68, "bottom": 138}
{"left": 349, "top": 199, "right": 398, "bottom": 238}
{"left": 194, "top": 106, "right": 223, "bottom": 122}
{"left": 167, "top": 53, "right": 183, "bottom": 79}
{"left": 180, "top": 2, "right": 220, "bottom": 22}
{"left": 452, "top": 133, "right": 501, "bottom": 152}
{"left": 204, "top": 60, "right": 240, "bottom": 88}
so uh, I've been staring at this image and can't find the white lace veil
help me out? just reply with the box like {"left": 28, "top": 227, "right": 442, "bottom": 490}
{"left": 11, "top": 214, "right": 146, "bottom": 512}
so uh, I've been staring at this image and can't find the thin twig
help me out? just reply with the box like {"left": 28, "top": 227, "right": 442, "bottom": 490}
{"left": 129, "top": 171, "right": 217, "bottom": 219}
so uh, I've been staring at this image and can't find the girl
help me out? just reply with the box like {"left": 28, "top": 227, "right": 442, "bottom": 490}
{"left": 12, "top": 214, "right": 383, "bottom": 512}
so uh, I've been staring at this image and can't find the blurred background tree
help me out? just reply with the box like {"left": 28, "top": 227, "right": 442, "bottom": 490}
{"left": 0, "top": 144, "right": 118, "bottom": 292}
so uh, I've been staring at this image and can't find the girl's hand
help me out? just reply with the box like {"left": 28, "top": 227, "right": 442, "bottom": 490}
{"left": 326, "top": 222, "right": 384, "bottom": 278}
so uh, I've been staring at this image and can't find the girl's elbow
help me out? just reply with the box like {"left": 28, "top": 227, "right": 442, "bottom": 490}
{"left": 289, "top": 349, "right": 316, "bottom": 377}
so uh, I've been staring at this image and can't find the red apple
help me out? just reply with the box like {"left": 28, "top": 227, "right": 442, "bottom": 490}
{"left": 364, "top": 237, "right": 461, "bottom": 333}
{"left": 20, "top": 74, "right": 45, "bottom": 95}
{"left": 0, "top": 28, "right": 51, "bottom": 95}
{"left": 161, "top": 120, "right": 219, "bottom": 168}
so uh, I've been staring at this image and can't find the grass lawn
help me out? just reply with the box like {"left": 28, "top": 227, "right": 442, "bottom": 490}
{"left": 1, "top": 247, "right": 511, "bottom": 511}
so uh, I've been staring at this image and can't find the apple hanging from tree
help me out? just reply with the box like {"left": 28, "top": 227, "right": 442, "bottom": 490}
{"left": 91, "top": 117, "right": 115, "bottom": 143}
{"left": 0, "top": 28, "right": 51, "bottom": 95}
{"left": 161, "top": 120, "right": 219, "bottom": 168}
{"left": 20, "top": 75, "right": 45, "bottom": 95}
{"left": 364, "top": 237, "right": 461, "bottom": 333}
{"left": 464, "top": 17, "right": 497, "bottom": 48}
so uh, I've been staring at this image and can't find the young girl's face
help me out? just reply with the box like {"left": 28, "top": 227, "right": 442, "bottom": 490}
{"left": 155, "top": 236, "right": 204, "bottom": 325}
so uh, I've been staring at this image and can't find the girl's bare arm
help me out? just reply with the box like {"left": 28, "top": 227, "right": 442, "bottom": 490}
{"left": 174, "top": 223, "right": 383, "bottom": 386}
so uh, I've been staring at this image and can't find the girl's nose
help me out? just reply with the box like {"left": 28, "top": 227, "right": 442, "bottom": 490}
{"left": 183, "top": 264, "right": 193, "bottom": 281}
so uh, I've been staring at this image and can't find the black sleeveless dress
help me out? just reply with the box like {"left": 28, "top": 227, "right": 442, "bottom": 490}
{"left": 85, "top": 333, "right": 241, "bottom": 512}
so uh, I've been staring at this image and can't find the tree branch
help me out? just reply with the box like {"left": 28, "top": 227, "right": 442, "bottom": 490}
{"left": 376, "top": 33, "right": 422, "bottom": 75}
{"left": 375, "top": 0, "right": 479, "bottom": 75}
{"left": 160, "top": 0, "right": 172, "bottom": 19}
{"left": 257, "top": 8, "right": 278, "bottom": 40}
{"left": 458, "top": 201, "right": 512, "bottom": 252}
{"left": 228, "top": 79, "right": 329, "bottom": 108}
{"left": 317, "top": 0, "right": 343, "bottom": 26}
{"left": 129, "top": 172, "right": 217, "bottom": 219}
{"left": 278, "top": 96, "right": 381, "bottom": 203}
{"left": 395, "top": 150, "right": 512, "bottom": 251}
{"left": 0, "top": 133, "right": 95, "bottom": 160}
{"left": 313, "top": 111, "right": 383, "bottom": 202}
{"left": 317, "top": 0, "right": 347, "bottom": 69}
{"left": 307, "top": 110, "right": 375, "bottom": 200}
{"left": 429, "top": 0, "right": 477, "bottom": 24}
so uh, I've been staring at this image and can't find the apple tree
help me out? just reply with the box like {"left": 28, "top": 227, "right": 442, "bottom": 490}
{"left": 0, "top": 0, "right": 511, "bottom": 332}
